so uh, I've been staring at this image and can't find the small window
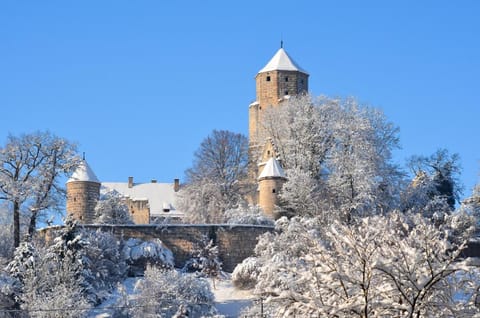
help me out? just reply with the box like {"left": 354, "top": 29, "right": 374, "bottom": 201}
{"left": 301, "top": 79, "right": 304, "bottom": 84}
{"left": 266, "top": 76, "right": 271, "bottom": 81}
{"left": 285, "top": 91, "right": 289, "bottom": 95}
{"left": 272, "top": 189, "right": 276, "bottom": 193}
{"left": 267, "top": 150, "right": 270, "bottom": 156}
{"left": 285, "top": 77, "right": 289, "bottom": 82}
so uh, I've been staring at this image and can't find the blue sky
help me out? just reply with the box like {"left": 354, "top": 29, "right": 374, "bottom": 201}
{"left": 1, "top": 1, "right": 479, "bottom": 200}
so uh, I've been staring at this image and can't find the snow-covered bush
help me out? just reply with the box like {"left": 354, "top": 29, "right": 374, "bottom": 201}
{"left": 231, "top": 256, "right": 260, "bottom": 290}
{"left": 131, "top": 266, "right": 218, "bottom": 317}
{"left": 224, "top": 205, "right": 274, "bottom": 226}
{"left": 122, "top": 238, "right": 173, "bottom": 275}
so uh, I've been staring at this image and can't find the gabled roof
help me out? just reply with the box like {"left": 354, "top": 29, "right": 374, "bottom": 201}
{"left": 258, "top": 158, "right": 286, "bottom": 180}
{"left": 67, "top": 160, "right": 100, "bottom": 183}
{"left": 101, "top": 182, "right": 183, "bottom": 217}
{"left": 258, "top": 48, "right": 308, "bottom": 74}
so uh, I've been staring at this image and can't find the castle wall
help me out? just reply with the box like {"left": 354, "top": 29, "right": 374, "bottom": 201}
{"left": 40, "top": 224, "right": 274, "bottom": 272}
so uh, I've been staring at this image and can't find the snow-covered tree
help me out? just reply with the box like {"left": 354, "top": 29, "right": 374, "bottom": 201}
{"left": 178, "top": 130, "right": 253, "bottom": 223}
{"left": 131, "top": 266, "right": 218, "bottom": 317}
{"left": 259, "top": 94, "right": 403, "bottom": 222}
{"left": 81, "top": 229, "right": 128, "bottom": 303}
{"left": 0, "top": 131, "right": 79, "bottom": 247}
{"left": 0, "top": 204, "right": 14, "bottom": 263}
{"left": 183, "top": 235, "right": 223, "bottom": 289}
{"left": 407, "top": 149, "right": 462, "bottom": 210}
{"left": 0, "top": 271, "right": 21, "bottom": 318}
{"left": 93, "top": 191, "right": 133, "bottom": 225}
{"left": 461, "top": 183, "right": 480, "bottom": 230}
{"left": 9, "top": 220, "right": 91, "bottom": 317}
{"left": 240, "top": 213, "right": 480, "bottom": 317}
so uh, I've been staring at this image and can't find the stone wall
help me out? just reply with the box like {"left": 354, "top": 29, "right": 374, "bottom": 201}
{"left": 41, "top": 224, "right": 274, "bottom": 272}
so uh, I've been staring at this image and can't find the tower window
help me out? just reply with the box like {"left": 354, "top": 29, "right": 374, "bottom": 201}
{"left": 301, "top": 79, "right": 304, "bottom": 84}
{"left": 285, "top": 77, "right": 289, "bottom": 82}
{"left": 266, "top": 76, "right": 271, "bottom": 81}
{"left": 272, "top": 189, "right": 276, "bottom": 193}
{"left": 285, "top": 91, "right": 289, "bottom": 95}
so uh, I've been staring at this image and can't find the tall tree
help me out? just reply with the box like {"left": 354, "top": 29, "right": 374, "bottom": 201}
{"left": 178, "top": 130, "right": 251, "bottom": 223}
{"left": 0, "top": 131, "right": 79, "bottom": 247}
{"left": 407, "top": 148, "right": 462, "bottom": 210}
{"left": 261, "top": 94, "right": 403, "bottom": 222}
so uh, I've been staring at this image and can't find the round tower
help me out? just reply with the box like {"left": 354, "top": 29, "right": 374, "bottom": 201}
{"left": 258, "top": 157, "right": 287, "bottom": 219}
{"left": 66, "top": 159, "right": 100, "bottom": 224}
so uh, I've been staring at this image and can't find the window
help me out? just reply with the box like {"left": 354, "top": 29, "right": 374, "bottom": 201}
{"left": 272, "top": 189, "right": 276, "bottom": 193}
{"left": 285, "top": 76, "right": 289, "bottom": 82}
{"left": 266, "top": 76, "right": 271, "bottom": 81}
{"left": 285, "top": 91, "right": 289, "bottom": 95}
{"left": 301, "top": 79, "right": 304, "bottom": 84}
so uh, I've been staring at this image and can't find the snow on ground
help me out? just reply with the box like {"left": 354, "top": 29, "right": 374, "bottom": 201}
{"left": 210, "top": 277, "right": 254, "bottom": 317}
{"left": 88, "top": 275, "right": 254, "bottom": 318}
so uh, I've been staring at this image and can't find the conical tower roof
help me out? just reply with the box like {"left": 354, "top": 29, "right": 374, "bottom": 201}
{"left": 258, "top": 48, "right": 308, "bottom": 74}
{"left": 258, "top": 158, "right": 286, "bottom": 180}
{"left": 67, "top": 160, "right": 100, "bottom": 183}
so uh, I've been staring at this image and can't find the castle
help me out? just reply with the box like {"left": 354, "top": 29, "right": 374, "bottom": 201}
{"left": 66, "top": 46, "right": 309, "bottom": 223}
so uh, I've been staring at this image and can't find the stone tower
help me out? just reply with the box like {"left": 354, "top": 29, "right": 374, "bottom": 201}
{"left": 66, "top": 159, "right": 101, "bottom": 223}
{"left": 258, "top": 157, "right": 287, "bottom": 219}
{"left": 249, "top": 46, "right": 309, "bottom": 177}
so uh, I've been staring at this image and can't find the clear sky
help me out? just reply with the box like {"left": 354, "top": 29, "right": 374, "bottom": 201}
{"left": 1, "top": 1, "right": 479, "bottom": 201}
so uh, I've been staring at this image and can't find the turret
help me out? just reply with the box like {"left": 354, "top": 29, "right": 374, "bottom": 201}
{"left": 66, "top": 159, "right": 100, "bottom": 223}
{"left": 258, "top": 157, "right": 287, "bottom": 219}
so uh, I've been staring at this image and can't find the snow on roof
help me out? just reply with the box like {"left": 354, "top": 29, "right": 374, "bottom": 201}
{"left": 258, "top": 158, "right": 286, "bottom": 180}
{"left": 258, "top": 48, "right": 308, "bottom": 74}
{"left": 67, "top": 160, "right": 100, "bottom": 183}
{"left": 101, "top": 182, "right": 182, "bottom": 216}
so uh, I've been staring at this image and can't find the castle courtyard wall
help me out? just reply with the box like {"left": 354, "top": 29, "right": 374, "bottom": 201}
{"left": 40, "top": 224, "right": 274, "bottom": 272}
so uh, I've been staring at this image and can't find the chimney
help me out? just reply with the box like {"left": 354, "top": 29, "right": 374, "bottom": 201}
{"left": 128, "top": 176, "right": 134, "bottom": 188}
{"left": 174, "top": 178, "right": 180, "bottom": 192}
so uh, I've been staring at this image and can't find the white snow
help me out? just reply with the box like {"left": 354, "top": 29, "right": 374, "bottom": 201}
{"left": 210, "top": 277, "right": 254, "bottom": 317}
{"left": 67, "top": 160, "right": 100, "bottom": 183}
{"left": 258, "top": 48, "right": 308, "bottom": 74}
{"left": 89, "top": 276, "right": 254, "bottom": 318}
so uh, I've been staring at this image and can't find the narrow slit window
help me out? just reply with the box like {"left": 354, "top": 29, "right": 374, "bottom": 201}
{"left": 266, "top": 76, "right": 271, "bottom": 81}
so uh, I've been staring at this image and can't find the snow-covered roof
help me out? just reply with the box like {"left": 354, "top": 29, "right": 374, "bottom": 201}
{"left": 101, "top": 181, "right": 183, "bottom": 217}
{"left": 258, "top": 48, "right": 308, "bottom": 74}
{"left": 67, "top": 160, "right": 100, "bottom": 183}
{"left": 258, "top": 158, "right": 286, "bottom": 180}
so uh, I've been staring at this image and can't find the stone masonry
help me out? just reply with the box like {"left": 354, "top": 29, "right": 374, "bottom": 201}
{"left": 40, "top": 224, "right": 274, "bottom": 272}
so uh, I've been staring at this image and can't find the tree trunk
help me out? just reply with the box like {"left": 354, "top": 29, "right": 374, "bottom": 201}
{"left": 28, "top": 211, "right": 37, "bottom": 240}
{"left": 13, "top": 200, "right": 20, "bottom": 248}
